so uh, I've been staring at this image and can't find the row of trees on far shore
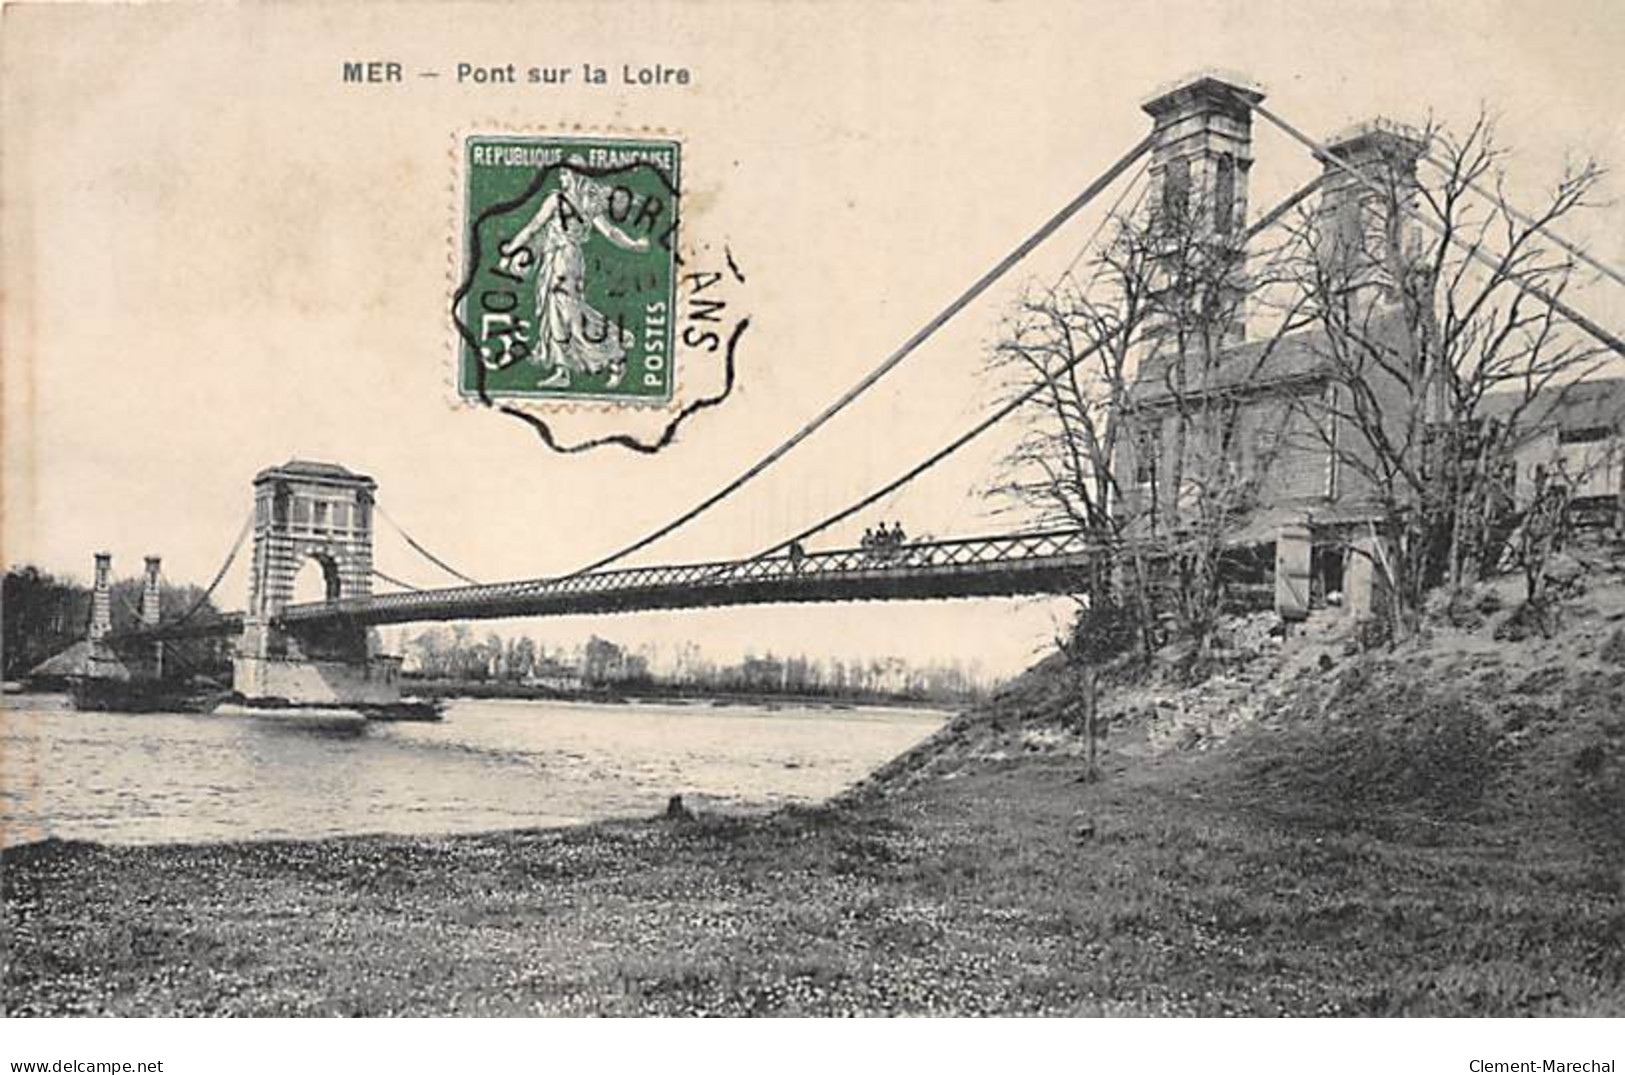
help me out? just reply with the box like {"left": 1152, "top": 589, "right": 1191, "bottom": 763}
{"left": 4, "top": 564, "right": 988, "bottom": 704}
{"left": 398, "top": 626, "right": 989, "bottom": 704}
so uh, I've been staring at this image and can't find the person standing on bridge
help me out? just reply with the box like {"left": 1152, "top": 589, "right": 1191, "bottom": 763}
{"left": 500, "top": 158, "right": 652, "bottom": 390}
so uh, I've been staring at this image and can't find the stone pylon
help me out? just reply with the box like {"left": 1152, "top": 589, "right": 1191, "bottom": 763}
{"left": 142, "top": 555, "right": 164, "bottom": 679}
{"left": 141, "top": 556, "right": 162, "bottom": 627}
{"left": 233, "top": 459, "right": 401, "bottom": 705}
{"left": 88, "top": 552, "right": 113, "bottom": 642}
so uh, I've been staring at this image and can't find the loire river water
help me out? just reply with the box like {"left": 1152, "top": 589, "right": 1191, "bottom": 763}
{"left": 0, "top": 695, "right": 946, "bottom": 847}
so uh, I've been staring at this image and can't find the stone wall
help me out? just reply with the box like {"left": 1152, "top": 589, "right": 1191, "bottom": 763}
{"left": 233, "top": 654, "right": 403, "bottom": 705}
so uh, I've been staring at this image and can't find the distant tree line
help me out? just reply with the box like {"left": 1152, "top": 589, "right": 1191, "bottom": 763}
{"left": 400, "top": 626, "right": 989, "bottom": 704}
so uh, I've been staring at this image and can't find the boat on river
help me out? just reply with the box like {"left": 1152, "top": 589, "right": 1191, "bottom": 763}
{"left": 212, "top": 702, "right": 371, "bottom": 731}
{"left": 212, "top": 697, "right": 444, "bottom": 727}
{"left": 69, "top": 677, "right": 227, "bottom": 714}
{"left": 61, "top": 675, "right": 443, "bottom": 724}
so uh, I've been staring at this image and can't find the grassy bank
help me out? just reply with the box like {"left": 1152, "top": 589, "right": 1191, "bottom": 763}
{"left": 5, "top": 582, "right": 1624, "bottom": 1016}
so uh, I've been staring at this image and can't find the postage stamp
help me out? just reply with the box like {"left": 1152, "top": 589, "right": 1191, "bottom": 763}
{"left": 455, "top": 134, "right": 681, "bottom": 405}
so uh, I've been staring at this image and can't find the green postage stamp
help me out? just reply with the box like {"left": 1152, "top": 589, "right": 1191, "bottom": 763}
{"left": 456, "top": 135, "right": 681, "bottom": 405}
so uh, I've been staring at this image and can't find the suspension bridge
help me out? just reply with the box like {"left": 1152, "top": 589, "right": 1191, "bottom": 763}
{"left": 66, "top": 72, "right": 1625, "bottom": 707}
{"left": 125, "top": 527, "right": 1130, "bottom": 643}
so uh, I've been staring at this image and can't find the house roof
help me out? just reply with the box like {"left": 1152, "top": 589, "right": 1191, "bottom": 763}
{"left": 1477, "top": 377, "right": 1625, "bottom": 434}
{"left": 1140, "top": 72, "right": 1264, "bottom": 121}
{"left": 1130, "top": 327, "right": 1333, "bottom": 405}
{"left": 253, "top": 459, "right": 376, "bottom": 488}
{"left": 29, "top": 641, "right": 132, "bottom": 681}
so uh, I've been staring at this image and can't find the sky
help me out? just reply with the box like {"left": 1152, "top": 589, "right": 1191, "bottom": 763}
{"left": 5, "top": 1, "right": 1623, "bottom": 677}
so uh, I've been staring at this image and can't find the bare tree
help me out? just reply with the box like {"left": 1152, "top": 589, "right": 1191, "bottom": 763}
{"left": 985, "top": 203, "right": 1155, "bottom": 665}
{"left": 1127, "top": 187, "right": 1310, "bottom": 660}
{"left": 990, "top": 162, "right": 1317, "bottom": 691}
{"left": 1282, "top": 114, "right": 1613, "bottom": 637}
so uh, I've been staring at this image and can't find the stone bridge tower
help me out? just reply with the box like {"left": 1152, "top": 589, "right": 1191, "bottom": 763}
{"left": 233, "top": 459, "right": 401, "bottom": 705}
{"left": 1140, "top": 71, "right": 1264, "bottom": 347}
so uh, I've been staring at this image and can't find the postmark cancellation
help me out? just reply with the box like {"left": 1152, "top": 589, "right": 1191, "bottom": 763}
{"left": 456, "top": 134, "right": 682, "bottom": 407}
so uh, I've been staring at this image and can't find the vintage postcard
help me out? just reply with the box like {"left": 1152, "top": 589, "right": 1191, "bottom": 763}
{"left": 3, "top": 0, "right": 1623, "bottom": 1061}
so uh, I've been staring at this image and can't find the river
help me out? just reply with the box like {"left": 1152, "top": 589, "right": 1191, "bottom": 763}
{"left": 0, "top": 694, "right": 947, "bottom": 847}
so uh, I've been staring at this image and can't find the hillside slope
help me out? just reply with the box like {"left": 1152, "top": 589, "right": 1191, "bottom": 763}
{"left": 836, "top": 568, "right": 1625, "bottom": 1014}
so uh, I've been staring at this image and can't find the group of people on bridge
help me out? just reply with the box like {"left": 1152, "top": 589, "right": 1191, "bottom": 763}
{"left": 861, "top": 522, "right": 910, "bottom": 559}
{"left": 775, "top": 520, "right": 915, "bottom": 572}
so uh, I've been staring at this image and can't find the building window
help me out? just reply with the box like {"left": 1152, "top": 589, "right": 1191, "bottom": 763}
{"left": 1223, "top": 425, "right": 1246, "bottom": 480}
{"left": 1325, "top": 385, "right": 1341, "bottom": 500}
{"left": 334, "top": 502, "right": 351, "bottom": 531}
{"left": 1214, "top": 154, "right": 1236, "bottom": 235}
{"left": 291, "top": 497, "right": 311, "bottom": 528}
{"left": 1162, "top": 158, "right": 1190, "bottom": 222}
{"left": 1135, "top": 426, "right": 1161, "bottom": 486}
{"left": 1559, "top": 425, "right": 1612, "bottom": 445}
{"left": 1252, "top": 425, "right": 1279, "bottom": 480}
{"left": 313, "top": 501, "right": 329, "bottom": 533}
{"left": 1337, "top": 198, "right": 1366, "bottom": 268}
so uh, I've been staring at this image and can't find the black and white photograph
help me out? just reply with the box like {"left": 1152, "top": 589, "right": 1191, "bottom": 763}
{"left": 2, "top": 0, "right": 1621, "bottom": 1066}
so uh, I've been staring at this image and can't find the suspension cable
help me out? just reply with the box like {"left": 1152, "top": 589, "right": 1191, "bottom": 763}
{"left": 371, "top": 568, "right": 423, "bottom": 592}
{"left": 1418, "top": 149, "right": 1625, "bottom": 292}
{"left": 115, "top": 591, "right": 143, "bottom": 624}
{"left": 754, "top": 106, "right": 1620, "bottom": 567}
{"left": 1246, "top": 98, "right": 1625, "bottom": 359}
{"left": 562, "top": 133, "right": 1158, "bottom": 579}
{"left": 376, "top": 504, "right": 481, "bottom": 585}
{"left": 168, "top": 509, "right": 254, "bottom": 627}
{"left": 1243, "top": 175, "right": 1324, "bottom": 242}
{"left": 754, "top": 167, "right": 1161, "bottom": 559}
{"left": 752, "top": 327, "right": 1139, "bottom": 559}
{"left": 1056, "top": 158, "right": 1149, "bottom": 289}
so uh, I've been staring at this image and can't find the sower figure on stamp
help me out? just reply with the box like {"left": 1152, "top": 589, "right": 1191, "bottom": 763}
{"left": 500, "top": 158, "right": 651, "bottom": 389}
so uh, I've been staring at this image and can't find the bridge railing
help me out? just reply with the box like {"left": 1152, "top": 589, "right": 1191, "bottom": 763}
{"left": 278, "top": 527, "right": 1118, "bottom": 621}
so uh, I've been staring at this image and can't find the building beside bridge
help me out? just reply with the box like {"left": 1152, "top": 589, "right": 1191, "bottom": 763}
{"left": 1108, "top": 76, "right": 1623, "bottom": 617}
{"left": 1483, "top": 377, "right": 1625, "bottom": 523}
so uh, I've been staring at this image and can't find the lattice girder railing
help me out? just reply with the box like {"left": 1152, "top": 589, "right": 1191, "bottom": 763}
{"left": 111, "top": 528, "right": 1157, "bottom": 638}
{"left": 276, "top": 527, "right": 1123, "bottom": 623}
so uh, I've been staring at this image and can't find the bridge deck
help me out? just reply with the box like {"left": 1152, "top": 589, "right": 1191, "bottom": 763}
{"left": 121, "top": 530, "right": 1128, "bottom": 640}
